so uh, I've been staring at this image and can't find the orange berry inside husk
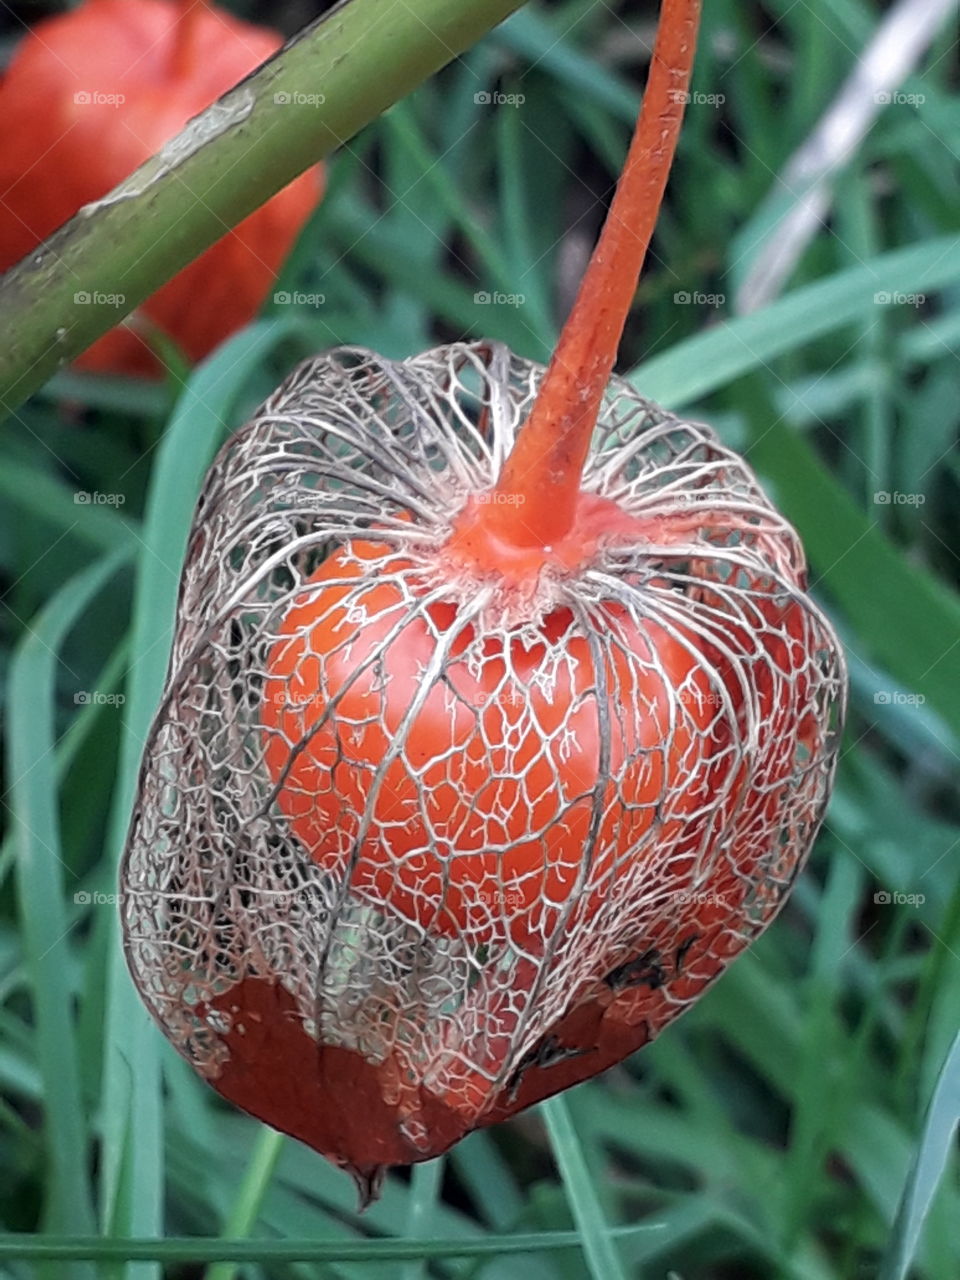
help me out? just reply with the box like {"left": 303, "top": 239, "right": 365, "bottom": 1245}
{"left": 261, "top": 538, "right": 720, "bottom": 946}
{"left": 0, "top": 0, "right": 321, "bottom": 376}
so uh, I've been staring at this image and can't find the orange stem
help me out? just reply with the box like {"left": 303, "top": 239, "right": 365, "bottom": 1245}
{"left": 172, "top": 0, "right": 205, "bottom": 80}
{"left": 489, "top": 0, "right": 702, "bottom": 548}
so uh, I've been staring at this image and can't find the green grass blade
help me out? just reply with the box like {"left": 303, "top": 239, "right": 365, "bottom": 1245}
{"left": 878, "top": 1032, "right": 960, "bottom": 1280}
{"left": 780, "top": 853, "right": 864, "bottom": 1245}
{"left": 449, "top": 1132, "right": 525, "bottom": 1230}
{"left": 495, "top": 9, "right": 638, "bottom": 123}
{"left": 0, "top": 459, "right": 137, "bottom": 554}
{"left": 98, "top": 319, "right": 299, "bottom": 1277}
{"left": 401, "top": 1158, "right": 446, "bottom": 1280}
{"left": 7, "top": 549, "right": 130, "bottom": 1263}
{"left": 541, "top": 1094, "right": 629, "bottom": 1280}
{"left": 739, "top": 380, "right": 960, "bottom": 734}
{"left": 204, "top": 1129, "right": 285, "bottom": 1280}
{"left": 36, "top": 372, "right": 172, "bottom": 420}
{"left": 0, "top": 1227, "right": 658, "bottom": 1265}
{"left": 632, "top": 234, "right": 960, "bottom": 408}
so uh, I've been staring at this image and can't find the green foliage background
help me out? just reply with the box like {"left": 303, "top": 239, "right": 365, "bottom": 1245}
{"left": 1, "top": 1, "right": 958, "bottom": 1277}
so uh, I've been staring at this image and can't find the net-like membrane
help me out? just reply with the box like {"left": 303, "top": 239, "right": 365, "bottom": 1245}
{"left": 121, "top": 341, "right": 845, "bottom": 1197}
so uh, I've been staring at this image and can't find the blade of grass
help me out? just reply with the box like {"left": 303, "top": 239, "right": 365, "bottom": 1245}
{"left": 780, "top": 852, "right": 864, "bottom": 1247}
{"left": 738, "top": 380, "right": 960, "bottom": 734}
{"left": 204, "top": 1129, "right": 285, "bottom": 1280}
{"left": 834, "top": 165, "right": 893, "bottom": 506}
{"left": 98, "top": 319, "right": 299, "bottom": 1278}
{"left": 0, "top": 458, "right": 137, "bottom": 553}
{"left": 387, "top": 104, "right": 552, "bottom": 348}
{"left": 540, "top": 1094, "right": 629, "bottom": 1280}
{"left": 877, "top": 1032, "right": 960, "bottom": 1280}
{"left": 402, "top": 1158, "right": 446, "bottom": 1280}
{"left": 168, "top": 1113, "right": 522, "bottom": 1280}
{"left": 324, "top": 195, "right": 539, "bottom": 354}
{"left": 495, "top": 8, "right": 639, "bottom": 123}
{"left": 632, "top": 233, "right": 960, "bottom": 408}
{"left": 898, "top": 880, "right": 960, "bottom": 1111}
{"left": 0, "top": 1227, "right": 658, "bottom": 1265}
{"left": 36, "top": 373, "right": 173, "bottom": 421}
{"left": 450, "top": 1136, "right": 562, "bottom": 1279}
{"left": 448, "top": 1132, "right": 525, "bottom": 1230}
{"left": 7, "top": 548, "right": 131, "bottom": 1273}
{"left": 495, "top": 100, "right": 556, "bottom": 350}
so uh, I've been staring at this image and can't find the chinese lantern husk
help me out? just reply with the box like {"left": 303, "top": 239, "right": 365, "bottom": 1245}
{"left": 121, "top": 342, "right": 845, "bottom": 1194}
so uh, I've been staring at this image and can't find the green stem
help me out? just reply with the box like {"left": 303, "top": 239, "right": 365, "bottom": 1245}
{"left": 541, "top": 1095, "right": 630, "bottom": 1280}
{"left": 0, "top": 1228, "right": 656, "bottom": 1264}
{"left": 0, "top": 0, "right": 526, "bottom": 417}
{"left": 204, "top": 1129, "right": 285, "bottom": 1280}
{"left": 401, "top": 1157, "right": 446, "bottom": 1280}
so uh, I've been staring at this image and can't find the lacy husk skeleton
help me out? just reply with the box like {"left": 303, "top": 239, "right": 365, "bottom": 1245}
{"left": 122, "top": 342, "right": 845, "bottom": 1195}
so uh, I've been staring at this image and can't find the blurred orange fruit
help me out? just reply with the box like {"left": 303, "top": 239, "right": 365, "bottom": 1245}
{"left": 0, "top": 0, "right": 322, "bottom": 376}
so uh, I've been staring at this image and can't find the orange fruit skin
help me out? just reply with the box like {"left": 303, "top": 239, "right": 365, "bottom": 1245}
{"left": 262, "top": 539, "right": 717, "bottom": 947}
{"left": 0, "top": 0, "right": 322, "bottom": 376}
{"left": 425, "top": 590, "right": 827, "bottom": 1118}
